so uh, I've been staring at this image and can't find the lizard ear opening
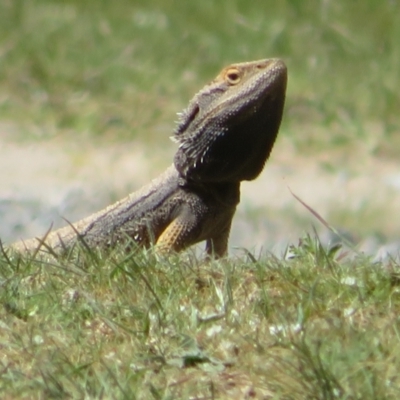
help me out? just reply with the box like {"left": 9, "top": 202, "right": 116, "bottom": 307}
{"left": 175, "top": 103, "right": 200, "bottom": 136}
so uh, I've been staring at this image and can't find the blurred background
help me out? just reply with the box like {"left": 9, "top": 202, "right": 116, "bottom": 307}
{"left": 1, "top": 0, "right": 400, "bottom": 258}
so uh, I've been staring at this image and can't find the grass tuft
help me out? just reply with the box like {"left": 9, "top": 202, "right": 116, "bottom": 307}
{"left": 1, "top": 237, "right": 400, "bottom": 398}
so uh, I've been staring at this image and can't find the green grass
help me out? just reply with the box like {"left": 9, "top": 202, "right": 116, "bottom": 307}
{"left": 1, "top": 237, "right": 400, "bottom": 398}
{"left": 1, "top": 0, "right": 399, "bottom": 151}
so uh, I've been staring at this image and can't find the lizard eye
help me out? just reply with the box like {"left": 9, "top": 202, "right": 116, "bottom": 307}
{"left": 225, "top": 68, "right": 241, "bottom": 85}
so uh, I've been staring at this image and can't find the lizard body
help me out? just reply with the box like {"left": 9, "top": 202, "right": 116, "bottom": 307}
{"left": 11, "top": 58, "right": 287, "bottom": 257}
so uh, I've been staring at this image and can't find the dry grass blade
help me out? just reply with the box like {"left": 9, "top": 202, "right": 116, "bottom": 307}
{"left": 289, "top": 187, "right": 362, "bottom": 256}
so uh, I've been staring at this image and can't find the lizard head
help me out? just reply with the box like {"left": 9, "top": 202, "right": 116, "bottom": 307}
{"left": 173, "top": 58, "right": 287, "bottom": 183}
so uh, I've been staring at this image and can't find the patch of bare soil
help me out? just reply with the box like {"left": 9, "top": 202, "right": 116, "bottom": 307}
{"left": 2, "top": 134, "right": 400, "bottom": 260}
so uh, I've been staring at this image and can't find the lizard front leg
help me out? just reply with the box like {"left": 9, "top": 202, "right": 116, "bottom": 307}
{"left": 205, "top": 220, "right": 232, "bottom": 258}
{"left": 156, "top": 218, "right": 229, "bottom": 258}
{"left": 155, "top": 208, "right": 199, "bottom": 254}
{"left": 156, "top": 203, "right": 234, "bottom": 258}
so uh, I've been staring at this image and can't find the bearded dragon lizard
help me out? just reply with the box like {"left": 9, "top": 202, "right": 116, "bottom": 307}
{"left": 11, "top": 58, "right": 287, "bottom": 257}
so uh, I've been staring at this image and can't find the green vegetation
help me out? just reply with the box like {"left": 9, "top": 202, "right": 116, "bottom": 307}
{"left": 1, "top": 1, "right": 400, "bottom": 397}
{"left": 1, "top": 237, "right": 400, "bottom": 399}
{"left": 1, "top": 0, "right": 399, "bottom": 151}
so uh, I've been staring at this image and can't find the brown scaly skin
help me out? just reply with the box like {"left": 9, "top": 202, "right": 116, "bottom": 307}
{"left": 10, "top": 58, "right": 287, "bottom": 257}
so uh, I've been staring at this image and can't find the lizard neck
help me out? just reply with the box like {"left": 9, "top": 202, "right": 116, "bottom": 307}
{"left": 178, "top": 176, "right": 240, "bottom": 207}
